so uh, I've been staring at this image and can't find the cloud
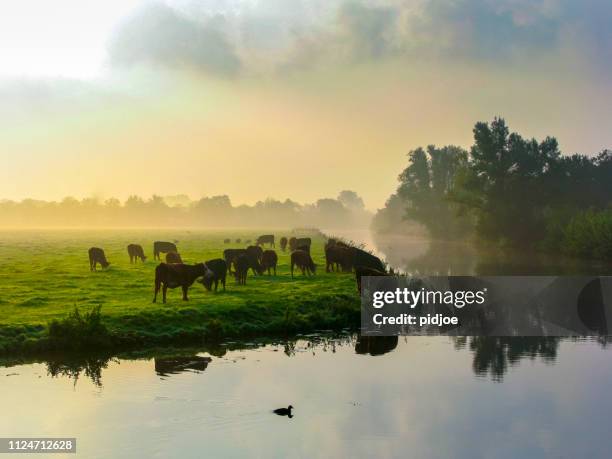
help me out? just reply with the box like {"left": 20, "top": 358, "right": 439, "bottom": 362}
{"left": 108, "top": 2, "right": 241, "bottom": 76}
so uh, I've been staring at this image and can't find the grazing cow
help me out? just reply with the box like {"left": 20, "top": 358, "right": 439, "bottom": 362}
{"left": 290, "top": 250, "right": 316, "bottom": 277}
{"left": 246, "top": 246, "right": 265, "bottom": 275}
{"left": 246, "top": 245, "right": 263, "bottom": 261}
{"left": 261, "top": 250, "right": 278, "bottom": 275}
{"left": 153, "top": 262, "right": 211, "bottom": 303}
{"left": 325, "top": 246, "right": 353, "bottom": 272}
{"left": 256, "top": 234, "right": 275, "bottom": 247}
{"left": 353, "top": 248, "right": 386, "bottom": 273}
{"left": 234, "top": 254, "right": 249, "bottom": 285}
{"left": 288, "top": 237, "right": 297, "bottom": 251}
{"left": 153, "top": 241, "right": 178, "bottom": 260}
{"left": 127, "top": 244, "right": 147, "bottom": 263}
{"left": 199, "top": 258, "right": 227, "bottom": 292}
{"left": 355, "top": 266, "right": 388, "bottom": 293}
{"left": 280, "top": 237, "right": 288, "bottom": 251}
{"left": 294, "top": 237, "right": 311, "bottom": 251}
{"left": 223, "top": 238, "right": 231, "bottom": 244}
{"left": 296, "top": 244, "right": 310, "bottom": 254}
{"left": 88, "top": 247, "right": 110, "bottom": 271}
{"left": 235, "top": 238, "right": 241, "bottom": 244}
{"left": 223, "top": 248, "right": 246, "bottom": 274}
{"left": 166, "top": 251, "right": 183, "bottom": 263}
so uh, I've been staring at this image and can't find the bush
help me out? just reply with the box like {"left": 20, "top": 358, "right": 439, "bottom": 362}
{"left": 562, "top": 210, "right": 612, "bottom": 260}
{"left": 48, "top": 305, "right": 112, "bottom": 351}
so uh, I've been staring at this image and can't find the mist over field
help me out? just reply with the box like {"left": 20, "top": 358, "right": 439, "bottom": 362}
{"left": 1, "top": 0, "right": 611, "bottom": 211}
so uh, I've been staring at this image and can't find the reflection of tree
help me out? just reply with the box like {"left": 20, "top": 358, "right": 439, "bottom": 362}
{"left": 154, "top": 356, "right": 211, "bottom": 376}
{"left": 46, "top": 355, "right": 114, "bottom": 387}
{"left": 454, "top": 337, "right": 560, "bottom": 382}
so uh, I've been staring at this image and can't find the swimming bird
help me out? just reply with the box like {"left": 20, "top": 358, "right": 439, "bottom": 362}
{"left": 273, "top": 405, "right": 294, "bottom": 418}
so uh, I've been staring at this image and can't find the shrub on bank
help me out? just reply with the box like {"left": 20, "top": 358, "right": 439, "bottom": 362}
{"left": 562, "top": 210, "right": 612, "bottom": 260}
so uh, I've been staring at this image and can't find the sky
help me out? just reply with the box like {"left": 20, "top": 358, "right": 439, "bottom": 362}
{"left": 1, "top": 0, "right": 611, "bottom": 210}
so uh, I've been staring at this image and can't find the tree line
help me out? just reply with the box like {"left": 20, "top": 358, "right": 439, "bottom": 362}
{"left": 0, "top": 190, "right": 371, "bottom": 229}
{"left": 373, "top": 117, "right": 612, "bottom": 260}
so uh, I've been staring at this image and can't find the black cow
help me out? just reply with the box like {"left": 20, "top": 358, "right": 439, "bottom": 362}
{"left": 223, "top": 238, "right": 231, "bottom": 244}
{"left": 293, "top": 237, "right": 311, "bottom": 252}
{"left": 165, "top": 251, "right": 183, "bottom": 263}
{"left": 353, "top": 248, "right": 386, "bottom": 272}
{"left": 256, "top": 234, "right": 275, "bottom": 247}
{"left": 223, "top": 248, "right": 247, "bottom": 274}
{"left": 88, "top": 247, "right": 110, "bottom": 271}
{"left": 261, "top": 250, "right": 278, "bottom": 275}
{"left": 246, "top": 246, "right": 264, "bottom": 275}
{"left": 280, "top": 237, "right": 288, "bottom": 251}
{"left": 235, "top": 238, "right": 241, "bottom": 244}
{"left": 199, "top": 258, "right": 227, "bottom": 292}
{"left": 154, "top": 241, "right": 178, "bottom": 260}
{"left": 325, "top": 246, "right": 353, "bottom": 272}
{"left": 153, "top": 262, "right": 211, "bottom": 303}
{"left": 127, "top": 244, "right": 147, "bottom": 263}
{"left": 288, "top": 237, "right": 297, "bottom": 251}
{"left": 290, "top": 250, "right": 316, "bottom": 277}
{"left": 234, "top": 254, "right": 249, "bottom": 285}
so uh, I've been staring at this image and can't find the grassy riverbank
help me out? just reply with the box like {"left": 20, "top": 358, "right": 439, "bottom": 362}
{"left": 0, "top": 229, "right": 360, "bottom": 354}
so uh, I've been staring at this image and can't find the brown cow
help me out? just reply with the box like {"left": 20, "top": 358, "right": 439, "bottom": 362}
{"left": 153, "top": 262, "right": 212, "bottom": 303}
{"left": 166, "top": 251, "right": 183, "bottom": 263}
{"left": 154, "top": 241, "right": 177, "bottom": 260}
{"left": 88, "top": 247, "right": 110, "bottom": 271}
{"left": 127, "top": 244, "right": 146, "bottom": 263}
{"left": 290, "top": 250, "right": 316, "bottom": 277}
{"left": 234, "top": 254, "right": 249, "bottom": 285}
{"left": 223, "top": 248, "right": 247, "bottom": 274}
{"left": 280, "top": 237, "right": 288, "bottom": 251}
{"left": 223, "top": 238, "right": 231, "bottom": 244}
{"left": 261, "top": 250, "right": 278, "bottom": 275}
{"left": 256, "top": 234, "right": 275, "bottom": 247}
{"left": 199, "top": 258, "right": 227, "bottom": 292}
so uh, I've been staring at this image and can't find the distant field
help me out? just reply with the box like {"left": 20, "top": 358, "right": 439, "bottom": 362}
{"left": 0, "top": 229, "right": 359, "bottom": 353}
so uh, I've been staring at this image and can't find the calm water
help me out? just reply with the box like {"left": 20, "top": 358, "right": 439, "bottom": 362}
{"left": 1, "top": 335, "right": 612, "bottom": 458}
{"left": 2, "top": 231, "right": 612, "bottom": 458}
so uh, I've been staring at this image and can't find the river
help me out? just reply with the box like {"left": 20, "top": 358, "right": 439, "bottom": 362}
{"left": 2, "top": 231, "right": 612, "bottom": 458}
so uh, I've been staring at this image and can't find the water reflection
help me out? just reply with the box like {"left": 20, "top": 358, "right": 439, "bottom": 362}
{"left": 154, "top": 356, "right": 212, "bottom": 377}
{"left": 453, "top": 337, "right": 560, "bottom": 382}
{"left": 3, "top": 333, "right": 611, "bottom": 388}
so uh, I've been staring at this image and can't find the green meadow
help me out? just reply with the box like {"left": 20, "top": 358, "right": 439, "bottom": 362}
{"left": 0, "top": 229, "right": 360, "bottom": 353}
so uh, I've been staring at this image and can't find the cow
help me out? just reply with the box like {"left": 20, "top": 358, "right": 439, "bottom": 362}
{"left": 234, "top": 254, "right": 249, "bottom": 285}
{"left": 223, "top": 248, "right": 246, "bottom": 274}
{"left": 245, "top": 239, "right": 251, "bottom": 244}
{"left": 235, "top": 238, "right": 241, "bottom": 244}
{"left": 199, "top": 259, "right": 227, "bottom": 292}
{"left": 246, "top": 245, "right": 265, "bottom": 275}
{"left": 88, "top": 247, "right": 110, "bottom": 271}
{"left": 280, "top": 237, "right": 288, "bottom": 251}
{"left": 290, "top": 250, "right": 316, "bottom": 277}
{"left": 223, "top": 238, "right": 231, "bottom": 244}
{"left": 261, "top": 250, "right": 278, "bottom": 275}
{"left": 288, "top": 237, "right": 297, "bottom": 251}
{"left": 246, "top": 245, "right": 263, "bottom": 262}
{"left": 353, "top": 248, "right": 386, "bottom": 273}
{"left": 153, "top": 241, "right": 178, "bottom": 260}
{"left": 153, "top": 262, "right": 211, "bottom": 303}
{"left": 325, "top": 245, "right": 353, "bottom": 272}
{"left": 294, "top": 237, "right": 311, "bottom": 252}
{"left": 127, "top": 244, "right": 147, "bottom": 263}
{"left": 355, "top": 266, "right": 388, "bottom": 293}
{"left": 256, "top": 234, "right": 275, "bottom": 247}
{"left": 166, "top": 251, "right": 183, "bottom": 263}
{"left": 296, "top": 244, "right": 310, "bottom": 254}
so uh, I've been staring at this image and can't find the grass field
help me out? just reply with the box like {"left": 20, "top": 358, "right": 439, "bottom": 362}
{"left": 0, "top": 229, "right": 360, "bottom": 353}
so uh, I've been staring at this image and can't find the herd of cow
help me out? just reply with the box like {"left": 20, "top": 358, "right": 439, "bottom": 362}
{"left": 87, "top": 234, "right": 388, "bottom": 304}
